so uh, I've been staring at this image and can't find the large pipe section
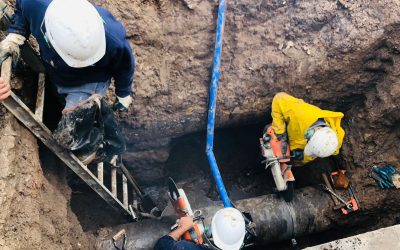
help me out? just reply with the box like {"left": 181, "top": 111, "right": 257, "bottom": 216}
{"left": 96, "top": 187, "right": 334, "bottom": 249}
{"left": 205, "top": 0, "right": 231, "bottom": 207}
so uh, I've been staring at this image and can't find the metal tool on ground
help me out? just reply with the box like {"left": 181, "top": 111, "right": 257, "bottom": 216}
{"left": 322, "top": 173, "right": 345, "bottom": 210}
{"left": 0, "top": 57, "right": 150, "bottom": 220}
{"left": 348, "top": 183, "right": 361, "bottom": 210}
{"left": 260, "top": 126, "right": 294, "bottom": 202}
{"left": 332, "top": 170, "right": 360, "bottom": 212}
{"left": 320, "top": 184, "right": 352, "bottom": 211}
{"left": 112, "top": 229, "right": 126, "bottom": 250}
{"left": 168, "top": 177, "right": 205, "bottom": 244}
{"left": 321, "top": 172, "right": 359, "bottom": 214}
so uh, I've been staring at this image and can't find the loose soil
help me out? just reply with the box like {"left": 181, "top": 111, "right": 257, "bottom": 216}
{"left": 0, "top": 112, "right": 94, "bottom": 249}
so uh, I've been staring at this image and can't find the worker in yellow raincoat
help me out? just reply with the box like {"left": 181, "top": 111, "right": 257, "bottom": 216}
{"left": 269, "top": 92, "right": 345, "bottom": 166}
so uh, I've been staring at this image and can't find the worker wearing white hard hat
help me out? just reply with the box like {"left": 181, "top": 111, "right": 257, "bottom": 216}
{"left": 211, "top": 207, "right": 246, "bottom": 250}
{"left": 0, "top": 0, "right": 135, "bottom": 164}
{"left": 155, "top": 208, "right": 246, "bottom": 250}
{"left": 266, "top": 92, "right": 345, "bottom": 166}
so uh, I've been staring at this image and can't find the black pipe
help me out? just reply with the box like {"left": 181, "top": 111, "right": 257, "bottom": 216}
{"left": 96, "top": 187, "right": 333, "bottom": 249}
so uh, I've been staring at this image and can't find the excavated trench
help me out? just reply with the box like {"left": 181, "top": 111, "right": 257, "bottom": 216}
{"left": 1, "top": 0, "right": 400, "bottom": 249}
{"left": 94, "top": 123, "right": 399, "bottom": 250}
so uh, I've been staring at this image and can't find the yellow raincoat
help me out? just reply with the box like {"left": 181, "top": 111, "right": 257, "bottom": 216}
{"left": 271, "top": 92, "right": 345, "bottom": 165}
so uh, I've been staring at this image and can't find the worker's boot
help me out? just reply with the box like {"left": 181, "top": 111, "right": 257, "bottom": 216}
{"left": 53, "top": 97, "right": 103, "bottom": 165}
{"left": 97, "top": 99, "right": 126, "bottom": 162}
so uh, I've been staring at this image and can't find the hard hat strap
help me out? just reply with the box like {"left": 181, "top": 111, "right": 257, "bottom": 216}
{"left": 305, "top": 118, "right": 328, "bottom": 140}
{"left": 40, "top": 18, "right": 51, "bottom": 48}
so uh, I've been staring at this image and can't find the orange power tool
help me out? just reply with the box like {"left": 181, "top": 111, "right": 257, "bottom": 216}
{"left": 168, "top": 177, "right": 204, "bottom": 244}
{"left": 260, "top": 126, "right": 295, "bottom": 201}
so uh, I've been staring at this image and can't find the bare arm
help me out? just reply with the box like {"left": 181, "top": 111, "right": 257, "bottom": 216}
{"left": 0, "top": 78, "right": 11, "bottom": 101}
{"left": 168, "top": 216, "right": 194, "bottom": 241}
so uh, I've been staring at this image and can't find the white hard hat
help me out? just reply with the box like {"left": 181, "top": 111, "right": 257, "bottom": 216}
{"left": 44, "top": 0, "right": 106, "bottom": 68}
{"left": 304, "top": 126, "right": 338, "bottom": 158}
{"left": 211, "top": 208, "right": 246, "bottom": 250}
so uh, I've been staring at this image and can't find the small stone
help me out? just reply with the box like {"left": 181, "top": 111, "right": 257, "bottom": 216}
{"left": 303, "top": 46, "right": 311, "bottom": 55}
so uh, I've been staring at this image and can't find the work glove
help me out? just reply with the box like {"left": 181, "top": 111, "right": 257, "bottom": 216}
{"left": 371, "top": 165, "right": 397, "bottom": 189}
{"left": 291, "top": 150, "right": 304, "bottom": 161}
{"left": 113, "top": 95, "right": 132, "bottom": 112}
{"left": 262, "top": 133, "right": 271, "bottom": 145}
{"left": 276, "top": 132, "right": 288, "bottom": 156}
{"left": 371, "top": 172, "right": 394, "bottom": 189}
{"left": 0, "top": 33, "right": 26, "bottom": 66}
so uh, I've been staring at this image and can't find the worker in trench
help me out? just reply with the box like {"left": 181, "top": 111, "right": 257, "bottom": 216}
{"left": 0, "top": 0, "right": 135, "bottom": 164}
{"left": 266, "top": 92, "right": 345, "bottom": 166}
{"left": 154, "top": 208, "right": 246, "bottom": 250}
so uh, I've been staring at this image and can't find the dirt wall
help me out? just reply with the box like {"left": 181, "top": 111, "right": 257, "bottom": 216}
{"left": 90, "top": 0, "right": 400, "bottom": 183}
{"left": 0, "top": 109, "right": 92, "bottom": 249}
{"left": 95, "top": 0, "right": 400, "bottom": 142}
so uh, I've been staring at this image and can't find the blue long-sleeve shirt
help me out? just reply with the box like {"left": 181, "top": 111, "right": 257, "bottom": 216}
{"left": 154, "top": 236, "right": 213, "bottom": 250}
{"left": 8, "top": 0, "right": 135, "bottom": 97}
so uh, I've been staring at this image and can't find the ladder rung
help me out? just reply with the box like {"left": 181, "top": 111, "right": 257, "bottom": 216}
{"left": 123, "top": 175, "right": 128, "bottom": 207}
{"left": 111, "top": 168, "right": 117, "bottom": 197}
{"left": 97, "top": 162, "right": 104, "bottom": 183}
{"left": 35, "top": 73, "right": 45, "bottom": 121}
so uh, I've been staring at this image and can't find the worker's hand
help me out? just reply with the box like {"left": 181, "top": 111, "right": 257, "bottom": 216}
{"left": 113, "top": 95, "right": 132, "bottom": 112}
{"left": 0, "top": 77, "right": 11, "bottom": 101}
{"left": 178, "top": 216, "right": 194, "bottom": 232}
{"left": 169, "top": 216, "right": 194, "bottom": 240}
{"left": 0, "top": 33, "right": 26, "bottom": 65}
{"left": 276, "top": 132, "right": 288, "bottom": 141}
{"left": 262, "top": 133, "right": 271, "bottom": 146}
{"left": 276, "top": 132, "right": 288, "bottom": 156}
{"left": 291, "top": 150, "right": 304, "bottom": 160}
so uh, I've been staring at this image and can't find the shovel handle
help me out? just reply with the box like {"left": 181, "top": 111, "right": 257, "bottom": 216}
{"left": 1, "top": 57, "right": 12, "bottom": 83}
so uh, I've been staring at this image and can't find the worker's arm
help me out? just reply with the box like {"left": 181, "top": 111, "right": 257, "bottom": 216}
{"left": 111, "top": 40, "right": 135, "bottom": 98}
{"left": 169, "top": 216, "right": 194, "bottom": 240}
{"left": 0, "top": 78, "right": 11, "bottom": 100}
{"left": 0, "top": 0, "right": 28, "bottom": 64}
{"left": 7, "top": 0, "right": 31, "bottom": 38}
{"left": 154, "top": 217, "right": 196, "bottom": 250}
{"left": 271, "top": 92, "right": 289, "bottom": 136}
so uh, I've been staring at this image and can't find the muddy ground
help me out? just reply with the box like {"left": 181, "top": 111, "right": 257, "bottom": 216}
{"left": 1, "top": 0, "right": 400, "bottom": 249}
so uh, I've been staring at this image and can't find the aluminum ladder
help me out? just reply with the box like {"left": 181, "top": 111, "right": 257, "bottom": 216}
{"left": 1, "top": 57, "right": 144, "bottom": 219}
